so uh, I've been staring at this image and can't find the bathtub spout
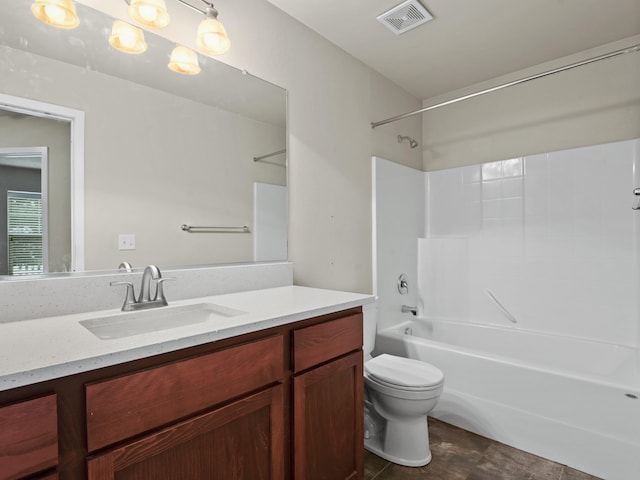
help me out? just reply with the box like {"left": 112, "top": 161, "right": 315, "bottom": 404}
{"left": 401, "top": 305, "right": 417, "bottom": 316}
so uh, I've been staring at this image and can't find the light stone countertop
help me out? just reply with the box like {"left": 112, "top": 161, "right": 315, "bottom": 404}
{"left": 0, "top": 286, "right": 374, "bottom": 392}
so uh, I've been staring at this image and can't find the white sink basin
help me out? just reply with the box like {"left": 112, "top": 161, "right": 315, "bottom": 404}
{"left": 80, "top": 303, "right": 247, "bottom": 340}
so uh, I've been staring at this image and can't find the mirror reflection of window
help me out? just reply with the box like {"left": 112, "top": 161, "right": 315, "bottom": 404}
{"left": 7, "top": 191, "right": 44, "bottom": 275}
{"left": 0, "top": 147, "right": 49, "bottom": 276}
{"left": 0, "top": 106, "right": 72, "bottom": 276}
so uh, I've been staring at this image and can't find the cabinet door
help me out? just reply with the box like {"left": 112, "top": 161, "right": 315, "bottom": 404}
{"left": 0, "top": 394, "right": 57, "bottom": 480}
{"left": 293, "top": 351, "right": 364, "bottom": 480}
{"left": 87, "top": 385, "right": 284, "bottom": 480}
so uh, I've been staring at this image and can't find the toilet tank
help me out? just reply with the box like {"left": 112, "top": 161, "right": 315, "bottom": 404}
{"left": 363, "top": 303, "right": 378, "bottom": 361}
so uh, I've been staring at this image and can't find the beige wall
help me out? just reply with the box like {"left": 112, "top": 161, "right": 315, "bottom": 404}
{"left": 247, "top": 9, "right": 422, "bottom": 294}
{"left": 422, "top": 36, "right": 640, "bottom": 171}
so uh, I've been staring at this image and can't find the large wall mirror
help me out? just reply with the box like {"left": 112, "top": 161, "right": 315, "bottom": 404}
{"left": 0, "top": 0, "right": 287, "bottom": 279}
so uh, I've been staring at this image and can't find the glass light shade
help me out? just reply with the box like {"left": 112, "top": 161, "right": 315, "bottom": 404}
{"left": 196, "top": 17, "right": 231, "bottom": 55}
{"left": 168, "top": 46, "right": 201, "bottom": 75}
{"left": 109, "top": 21, "right": 148, "bottom": 55}
{"left": 31, "top": 0, "right": 80, "bottom": 29}
{"left": 128, "top": 0, "right": 170, "bottom": 29}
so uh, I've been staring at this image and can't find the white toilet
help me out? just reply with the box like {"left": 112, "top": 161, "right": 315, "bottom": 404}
{"left": 363, "top": 308, "right": 444, "bottom": 467}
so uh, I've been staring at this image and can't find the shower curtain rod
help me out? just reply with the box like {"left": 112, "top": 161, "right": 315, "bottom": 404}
{"left": 371, "top": 43, "right": 640, "bottom": 129}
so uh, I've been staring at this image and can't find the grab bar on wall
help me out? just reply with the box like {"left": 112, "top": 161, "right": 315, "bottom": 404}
{"left": 632, "top": 188, "right": 640, "bottom": 210}
{"left": 180, "top": 224, "right": 250, "bottom": 233}
{"left": 253, "top": 149, "right": 286, "bottom": 162}
{"left": 485, "top": 290, "right": 518, "bottom": 324}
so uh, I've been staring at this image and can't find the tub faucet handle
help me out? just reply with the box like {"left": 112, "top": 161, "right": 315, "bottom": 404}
{"left": 397, "top": 274, "right": 409, "bottom": 295}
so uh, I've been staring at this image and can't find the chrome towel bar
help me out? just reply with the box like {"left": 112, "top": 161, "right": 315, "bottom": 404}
{"left": 180, "top": 224, "right": 250, "bottom": 233}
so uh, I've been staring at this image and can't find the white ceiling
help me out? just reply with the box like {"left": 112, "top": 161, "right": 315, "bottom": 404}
{"left": 265, "top": 0, "right": 640, "bottom": 100}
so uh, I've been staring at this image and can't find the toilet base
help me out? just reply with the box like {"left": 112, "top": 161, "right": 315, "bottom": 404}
{"left": 363, "top": 397, "right": 435, "bottom": 468}
{"left": 364, "top": 435, "right": 432, "bottom": 467}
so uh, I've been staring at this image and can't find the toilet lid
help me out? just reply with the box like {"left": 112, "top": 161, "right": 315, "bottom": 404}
{"left": 365, "top": 354, "right": 444, "bottom": 389}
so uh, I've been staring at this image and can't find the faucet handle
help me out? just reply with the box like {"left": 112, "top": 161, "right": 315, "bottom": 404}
{"left": 155, "top": 277, "right": 175, "bottom": 306}
{"left": 110, "top": 281, "right": 136, "bottom": 311}
{"left": 397, "top": 274, "right": 409, "bottom": 295}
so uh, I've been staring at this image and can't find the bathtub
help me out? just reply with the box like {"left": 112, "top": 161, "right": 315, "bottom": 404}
{"left": 375, "top": 318, "right": 640, "bottom": 480}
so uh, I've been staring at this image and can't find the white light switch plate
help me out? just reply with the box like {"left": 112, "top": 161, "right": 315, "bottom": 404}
{"left": 118, "top": 234, "right": 136, "bottom": 250}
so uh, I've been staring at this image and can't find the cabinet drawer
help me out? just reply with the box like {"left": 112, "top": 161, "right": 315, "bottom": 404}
{"left": 86, "top": 335, "right": 283, "bottom": 452}
{"left": 0, "top": 394, "right": 58, "bottom": 480}
{"left": 293, "top": 313, "right": 362, "bottom": 372}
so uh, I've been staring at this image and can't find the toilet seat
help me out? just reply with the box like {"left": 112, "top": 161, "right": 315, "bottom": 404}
{"left": 365, "top": 354, "right": 443, "bottom": 390}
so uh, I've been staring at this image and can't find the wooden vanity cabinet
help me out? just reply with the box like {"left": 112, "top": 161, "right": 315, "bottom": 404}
{"left": 292, "top": 313, "right": 364, "bottom": 480}
{"left": 0, "top": 394, "right": 58, "bottom": 480}
{"left": 0, "top": 306, "right": 364, "bottom": 480}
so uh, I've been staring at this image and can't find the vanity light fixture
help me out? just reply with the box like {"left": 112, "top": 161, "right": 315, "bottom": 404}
{"left": 195, "top": 4, "right": 231, "bottom": 55}
{"left": 31, "top": 0, "right": 80, "bottom": 29}
{"left": 169, "top": 0, "right": 230, "bottom": 56}
{"left": 109, "top": 20, "right": 148, "bottom": 54}
{"left": 29, "top": 0, "right": 229, "bottom": 76}
{"left": 127, "top": 0, "right": 170, "bottom": 29}
{"left": 168, "top": 45, "right": 201, "bottom": 75}
{"left": 125, "top": 0, "right": 231, "bottom": 56}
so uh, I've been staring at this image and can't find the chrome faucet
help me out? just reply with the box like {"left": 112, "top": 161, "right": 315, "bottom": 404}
{"left": 110, "top": 264, "right": 173, "bottom": 311}
{"left": 401, "top": 305, "right": 417, "bottom": 316}
{"left": 118, "top": 261, "right": 133, "bottom": 272}
{"left": 138, "top": 265, "right": 162, "bottom": 303}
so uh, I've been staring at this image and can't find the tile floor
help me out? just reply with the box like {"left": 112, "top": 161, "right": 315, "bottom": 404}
{"left": 364, "top": 418, "right": 602, "bottom": 480}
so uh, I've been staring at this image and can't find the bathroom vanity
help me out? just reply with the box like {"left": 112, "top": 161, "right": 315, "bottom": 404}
{"left": 0, "top": 286, "right": 372, "bottom": 480}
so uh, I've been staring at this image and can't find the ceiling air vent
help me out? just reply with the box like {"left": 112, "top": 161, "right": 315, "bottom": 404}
{"left": 377, "top": 0, "right": 433, "bottom": 35}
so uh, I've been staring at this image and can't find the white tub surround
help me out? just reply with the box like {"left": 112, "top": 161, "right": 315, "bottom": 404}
{"left": 376, "top": 318, "right": 640, "bottom": 480}
{"left": 372, "top": 157, "right": 424, "bottom": 332}
{"left": 372, "top": 139, "right": 640, "bottom": 480}
{"left": 0, "top": 285, "right": 374, "bottom": 391}
{"left": 422, "top": 138, "right": 640, "bottom": 345}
